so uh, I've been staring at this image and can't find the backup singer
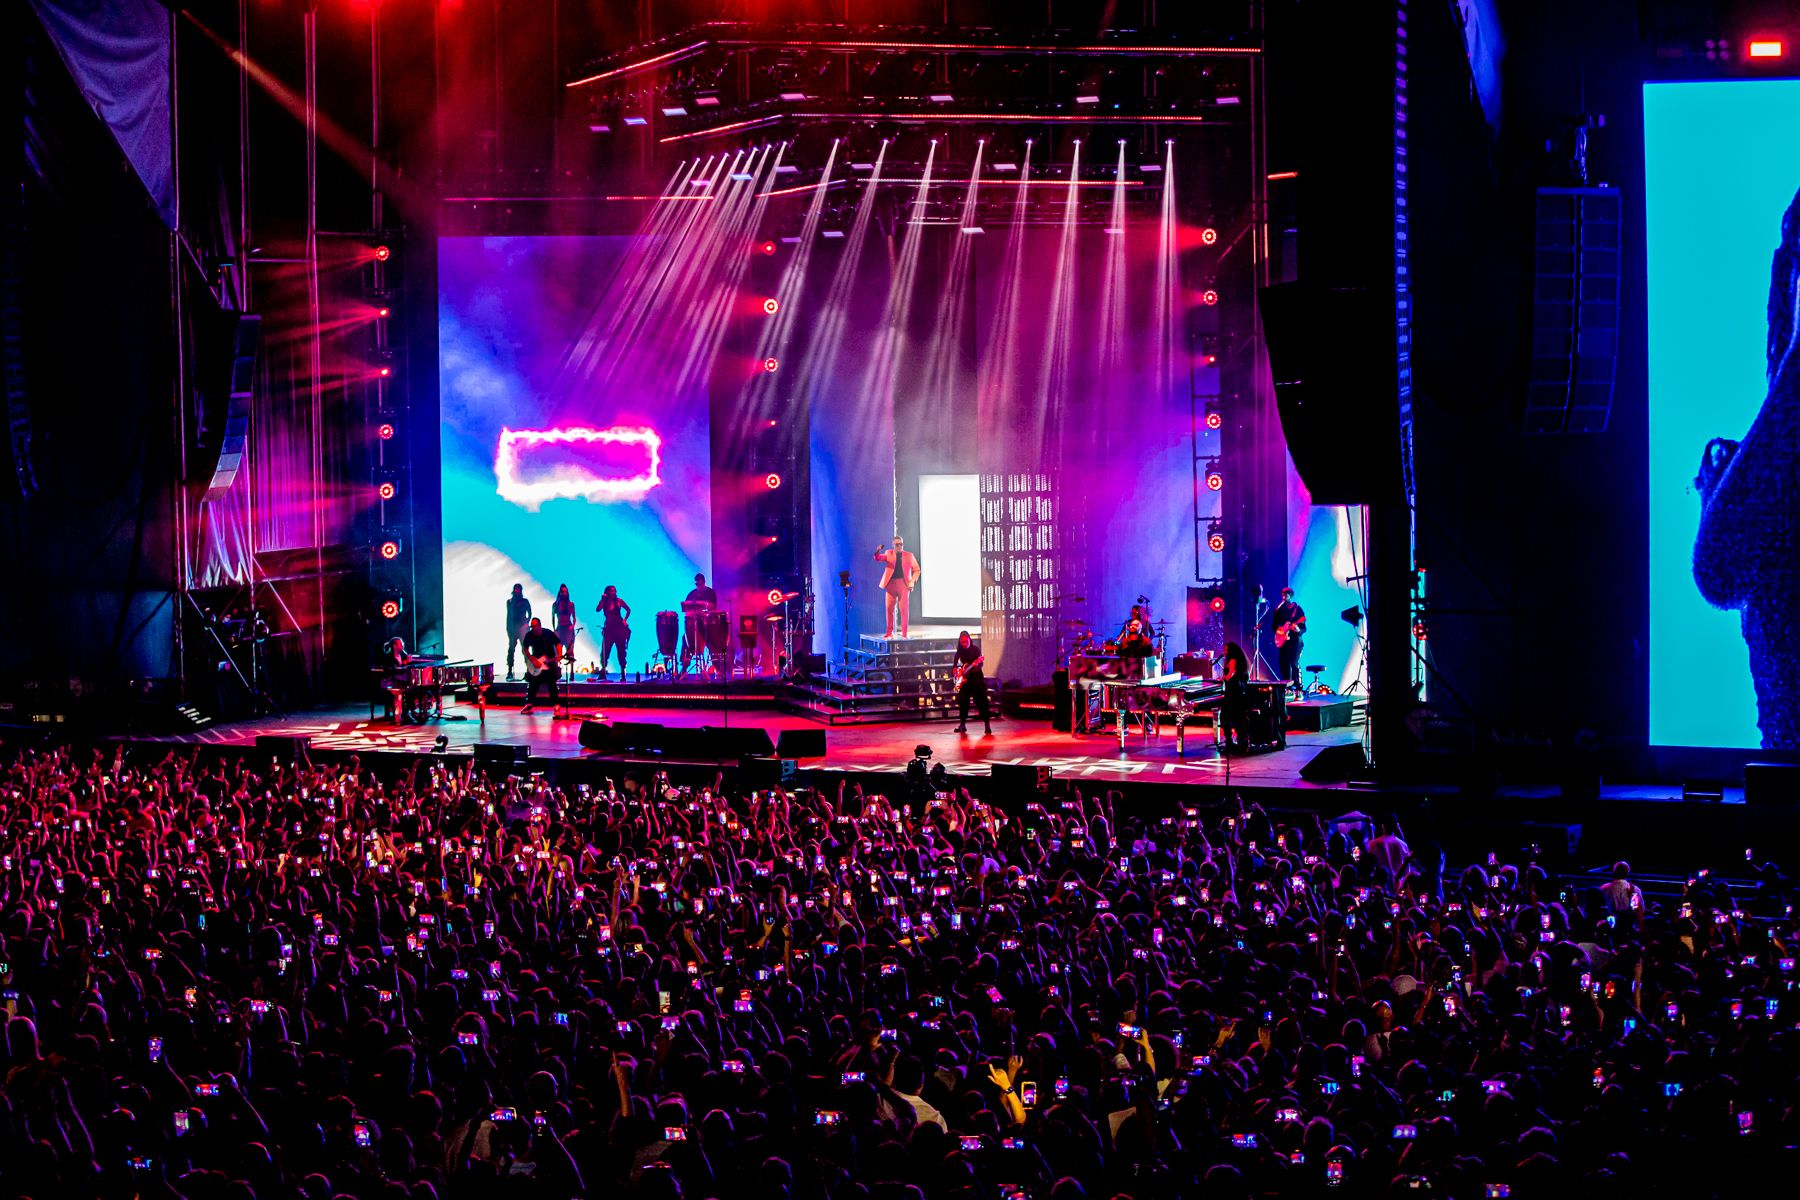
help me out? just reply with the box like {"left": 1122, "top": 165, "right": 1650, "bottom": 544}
{"left": 952, "top": 630, "right": 991, "bottom": 735}
{"left": 1220, "top": 640, "right": 1251, "bottom": 754}
{"left": 875, "top": 536, "right": 922, "bottom": 639}
{"left": 518, "top": 617, "right": 563, "bottom": 714}
{"left": 1271, "top": 586, "right": 1307, "bottom": 692}
{"left": 596, "top": 585, "right": 632, "bottom": 680}
{"left": 551, "top": 584, "right": 577, "bottom": 663}
{"left": 503, "top": 583, "right": 532, "bottom": 680}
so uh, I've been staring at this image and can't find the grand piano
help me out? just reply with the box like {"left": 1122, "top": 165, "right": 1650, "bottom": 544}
{"left": 1074, "top": 659, "right": 1287, "bottom": 755}
{"left": 381, "top": 659, "right": 496, "bottom": 725}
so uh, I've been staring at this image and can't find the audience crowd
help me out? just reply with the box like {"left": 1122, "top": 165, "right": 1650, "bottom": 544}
{"left": 1, "top": 741, "right": 1795, "bottom": 1200}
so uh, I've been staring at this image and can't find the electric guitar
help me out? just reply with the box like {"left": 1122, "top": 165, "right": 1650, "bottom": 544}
{"left": 524, "top": 651, "right": 558, "bottom": 678}
{"left": 1274, "top": 616, "right": 1306, "bottom": 648}
{"left": 954, "top": 654, "right": 984, "bottom": 688}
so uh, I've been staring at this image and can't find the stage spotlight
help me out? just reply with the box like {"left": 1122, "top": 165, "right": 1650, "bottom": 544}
{"left": 759, "top": 240, "right": 777, "bottom": 255}
{"left": 1205, "top": 468, "right": 1224, "bottom": 492}
{"left": 1200, "top": 227, "right": 1218, "bottom": 245}
{"left": 762, "top": 297, "right": 780, "bottom": 315}
{"left": 373, "top": 245, "right": 391, "bottom": 261}
{"left": 377, "top": 481, "right": 396, "bottom": 501}
{"left": 767, "top": 587, "right": 786, "bottom": 606}
{"left": 764, "top": 472, "right": 782, "bottom": 490}
{"left": 378, "top": 597, "right": 403, "bottom": 620}
{"left": 378, "top": 538, "right": 402, "bottom": 560}
{"left": 377, "top": 422, "right": 395, "bottom": 441}
{"left": 1200, "top": 289, "right": 1220, "bottom": 306}
{"left": 1207, "top": 526, "right": 1225, "bottom": 553}
{"left": 1340, "top": 605, "right": 1364, "bottom": 627}
{"left": 1748, "top": 38, "right": 1783, "bottom": 58}
{"left": 1412, "top": 619, "right": 1430, "bottom": 641}
{"left": 762, "top": 356, "right": 780, "bottom": 373}
{"left": 1204, "top": 410, "right": 1223, "bottom": 430}
{"left": 378, "top": 366, "right": 392, "bottom": 378}
{"left": 1209, "top": 594, "right": 1227, "bottom": 613}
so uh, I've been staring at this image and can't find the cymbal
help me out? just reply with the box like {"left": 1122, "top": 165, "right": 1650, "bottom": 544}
{"left": 1153, "top": 619, "right": 1173, "bottom": 626}
{"left": 1064, "top": 618, "right": 1091, "bottom": 627}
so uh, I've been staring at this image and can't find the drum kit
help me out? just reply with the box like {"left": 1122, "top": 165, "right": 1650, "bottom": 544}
{"left": 1056, "top": 596, "right": 1172, "bottom": 667}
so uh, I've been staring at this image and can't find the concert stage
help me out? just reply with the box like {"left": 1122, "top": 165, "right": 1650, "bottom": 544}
{"left": 144, "top": 695, "right": 1366, "bottom": 791}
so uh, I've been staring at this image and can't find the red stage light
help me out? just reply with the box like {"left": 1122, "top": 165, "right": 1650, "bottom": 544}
{"left": 1207, "top": 532, "right": 1226, "bottom": 553}
{"left": 379, "top": 599, "right": 401, "bottom": 620}
{"left": 1209, "top": 595, "right": 1227, "bottom": 613}
{"left": 759, "top": 240, "right": 777, "bottom": 255}
{"left": 766, "top": 588, "right": 785, "bottom": 606}
{"left": 377, "top": 481, "right": 397, "bottom": 501}
{"left": 1205, "top": 411, "right": 1223, "bottom": 430}
{"left": 764, "top": 472, "right": 782, "bottom": 490}
{"left": 377, "top": 423, "right": 395, "bottom": 440}
{"left": 373, "top": 245, "right": 391, "bottom": 261}
{"left": 1200, "top": 289, "right": 1219, "bottom": 306}
{"left": 1412, "top": 619, "right": 1429, "bottom": 641}
{"left": 376, "top": 306, "right": 391, "bottom": 318}
{"left": 378, "top": 366, "right": 392, "bottom": 378}
{"left": 1200, "top": 227, "right": 1219, "bottom": 245}
{"left": 766, "top": 418, "right": 778, "bottom": 428}
{"left": 762, "top": 297, "right": 780, "bottom": 315}
{"left": 378, "top": 539, "right": 401, "bottom": 560}
{"left": 1206, "top": 471, "right": 1224, "bottom": 491}
{"left": 762, "top": 356, "right": 780, "bottom": 372}
{"left": 1749, "top": 39, "right": 1783, "bottom": 58}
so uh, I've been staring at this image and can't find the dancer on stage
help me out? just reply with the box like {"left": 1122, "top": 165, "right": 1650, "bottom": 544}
{"left": 596, "top": 585, "right": 632, "bottom": 679}
{"left": 504, "top": 583, "right": 532, "bottom": 680}
{"left": 874, "top": 536, "right": 922, "bottom": 639}
{"left": 551, "top": 584, "right": 577, "bottom": 664}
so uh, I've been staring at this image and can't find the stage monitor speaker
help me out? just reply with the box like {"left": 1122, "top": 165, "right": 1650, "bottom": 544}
{"left": 795, "top": 651, "right": 828, "bottom": 676}
{"left": 1259, "top": 283, "right": 1400, "bottom": 506}
{"left": 255, "top": 734, "right": 310, "bottom": 761}
{"left": 473, "top": 742, "right": 529, "bottom": 771}
{"left": 607, "top": 722, "right": 668, "bottom": 754}
{"left": 1299, "top": 742, "right": 1368, "bottom": 783}
{"left": 1681, "top": 779, "right": 1726, "bottom": 803}
{"left": 1744, "top": 763, "right": 1798, "bottom": 806}
{"left": 1051, "top": 669, "right": 1071, "bottom": 732}
{"left": 697, "top": 726, "right": 776, "bottom": 760}
{"left": 776, "top": 728, "right": 827, "bottom": 759}
{"left": 578, "top": 720, "right": 612, "bottom": 751}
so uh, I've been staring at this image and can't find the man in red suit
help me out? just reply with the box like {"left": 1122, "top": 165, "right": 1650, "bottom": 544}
{"left": 874, "top": 536, "right": 922, "bottom": 639}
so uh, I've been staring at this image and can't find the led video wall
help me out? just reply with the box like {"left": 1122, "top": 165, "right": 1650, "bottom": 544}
{"left": 1646, "top": 80, "right": 1800, "bottom": 749}
{"left": 438, "top": 236, "right": 712, "bottom": 670}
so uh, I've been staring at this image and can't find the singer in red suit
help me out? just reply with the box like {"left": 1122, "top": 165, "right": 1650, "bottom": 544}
{"left": 874, "top": 536, "right": 922, "bottom": 639}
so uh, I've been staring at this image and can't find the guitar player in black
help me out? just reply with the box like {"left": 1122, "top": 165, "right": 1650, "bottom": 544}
{"left": 1271, "top": 586, "right": 1307, "bottom": 694}
{"left": 952, "top": 631, "right": 991, "bottom": 736}
{"left": 518, "top": 617, "right": 563, "bottom": 714}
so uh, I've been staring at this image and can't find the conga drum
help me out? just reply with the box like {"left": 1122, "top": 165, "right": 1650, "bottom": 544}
{"left": 655, "top": 611, "right": 679, "bottom": 658}
{"left": 701, "top": 610, "right": 733, "bottom": 658}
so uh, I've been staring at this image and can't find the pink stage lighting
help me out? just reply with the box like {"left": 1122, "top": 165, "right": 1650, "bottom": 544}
{"left": 495, "top": 425, "right": 664, "bottom": 510}
{"left": 762, "top": 297, "right": 780, "bottom": 315}
{"left": 1206, "top": 470, "right": 1224, "bottom": 491}
{"left": 1199, "top": 289, "right": 1219, "bottom": 306}
{"left": 373, "top": 244, "right": 391, "bottom": 262}
{"left": 377, "top": 422, "right": 395, "bottom": 441}
{"left": 1200, "top": 227, "right": 1218, "bottom": 245}
{"left": 762, "top": 356, "right": 780, "bottom": 373}
{"left": 764, "top": 472, "right": 782, "bottom": 490}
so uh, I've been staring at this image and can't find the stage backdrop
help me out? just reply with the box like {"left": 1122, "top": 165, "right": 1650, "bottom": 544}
{"left": 437, "top": 236, "right": 712, "bottom": 670}
{"left": 1645, "top": 80, "right": 1800, "bottom": 750}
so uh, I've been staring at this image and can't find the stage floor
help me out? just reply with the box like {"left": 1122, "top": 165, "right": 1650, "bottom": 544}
{"left": 143, "top": 698, "right": 1368, "bottom": 790}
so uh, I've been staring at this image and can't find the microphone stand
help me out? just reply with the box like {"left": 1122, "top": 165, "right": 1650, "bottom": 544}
{"left": 1251, "top": 591, "right": 1278, "bottom": 682}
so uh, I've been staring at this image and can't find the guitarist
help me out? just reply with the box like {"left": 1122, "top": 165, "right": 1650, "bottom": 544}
{"left": 518, "top": 617, "right": 563, "bottom": 714}
{"left": 1271, "top": 586, "right": 1307, "bottom": 694}
{"left": 952, "top": 630, "right": 991, "bottom": 735}
{"left": 596, "top": 585, "right": 632, "bottom": 680}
